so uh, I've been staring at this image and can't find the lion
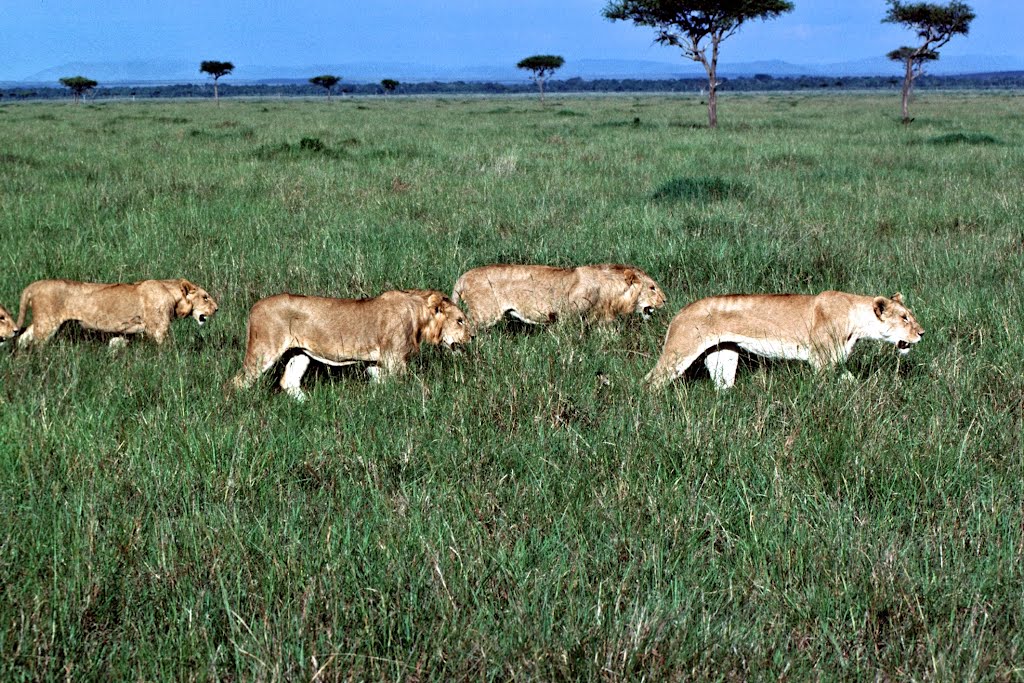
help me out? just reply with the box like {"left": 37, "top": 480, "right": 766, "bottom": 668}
{"left": 16, "top": 278, "right": 218, "bottom": 348}
{"left": 645, "top": 291, "right": 924, "bottom": 390}
{"left": 451, "top": 263, "right": 666, "bottom": 329}
{"left": 0, "top": 304, "right": 18, "bottom": 344}
{"left": 232, "top": 289, "right": 472, "bottom": 400}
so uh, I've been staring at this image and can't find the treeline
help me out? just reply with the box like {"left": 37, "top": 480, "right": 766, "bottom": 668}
{"left": 3, "top": 71, "right": 1024, "bottom": 102}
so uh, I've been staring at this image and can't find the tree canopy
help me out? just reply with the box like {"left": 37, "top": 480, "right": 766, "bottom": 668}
{"left": 603, "top": 0, "right": 794, "bottom": 127}
{"left": 516, "top": 55, "right": 565, "bottom": 102}
{"left": 59, "top": 76, "right": 98, "bottom": 103}
{"left": 309, "top": 74, "right": 341, "bottom": 99}
{"left": 381, "top": 79, "right": 400, "bottom": 94}
{"left": 882, "top": 1, "right": 974, "bottom": 120}
{"left": 200, "top": 60, "right": 235, "bottom": 102}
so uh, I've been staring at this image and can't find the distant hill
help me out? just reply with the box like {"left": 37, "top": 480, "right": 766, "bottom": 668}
{"left": 8, "top": 54, "right": 1024, "bottom": 87}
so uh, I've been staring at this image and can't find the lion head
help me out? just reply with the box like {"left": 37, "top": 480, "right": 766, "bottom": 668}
{"left": 627, "top": 269, "right": 667, "bottom": 319}
{"left": 175, "top": 279, "right": 219, "bottom": 326}
{"left": 411, "top": 291, "right": 473, "bottom": 349}
{"left": 0, "top": 305, "right": 17, "bottom": 343}
{"left": 439, "top": 299, "right": 473, "bottom": 349}
{"left": 872, "top": 293, "right": 924, "bottom": 354}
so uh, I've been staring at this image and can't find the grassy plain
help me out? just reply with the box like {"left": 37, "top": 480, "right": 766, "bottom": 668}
{"left": 1, "top": 92, "right": 1023, "bottom": 680}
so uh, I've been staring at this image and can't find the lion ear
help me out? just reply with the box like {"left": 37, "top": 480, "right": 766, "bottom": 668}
{"left": 179, "top": 279, "right": 198, "bottom": 297}
{"left": 890, "top": 292, "right": 904, "bottom": 304}
{"left": 623, "top": 269, "right": 639, "bottom": 287}
{"left": 426, "top": 292, "right": 444, "bottom": 314}
{"left": 873, "top": 296, "right": 888, "bottom": 319}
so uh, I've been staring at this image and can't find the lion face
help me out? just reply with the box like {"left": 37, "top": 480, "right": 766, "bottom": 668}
{"left": 0, "top": 305, "right": 17, "bottom": 343}
{"left": 873, "top": 293, "right": 924, "bottom": 354}
{"left": 178, "top": 281, "right": 219, "bottom": 326}
{"left": 631, "top": 271, "right": 667, "bottom": 319}
{"left": 439, "top": 300, "right": 473, "bottom": 349}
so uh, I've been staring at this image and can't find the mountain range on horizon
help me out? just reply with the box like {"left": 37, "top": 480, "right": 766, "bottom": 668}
{"left": 7, "top": 54, "right": 1024, "bottom": 87}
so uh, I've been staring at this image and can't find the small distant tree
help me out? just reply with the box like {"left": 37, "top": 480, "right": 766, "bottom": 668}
{"left": 199, "top": 60, "right": 234, "bottom": 104}
{"left": 516, "top": 55, "right": 565, "bottom": 102}
{"left": 603, "top": 1, "right": 794, "bottom": 128}
{"left": 309, "top": 74, "right": 341, "bottom": 100}
{"left": 59, "top": 75, "right": 98, "bottom": 104}
{"left": 883, "top": 1, "right": 975, "bottom": 122}
{"left": 381, "top": 78, "right": 400, "bottom": 95}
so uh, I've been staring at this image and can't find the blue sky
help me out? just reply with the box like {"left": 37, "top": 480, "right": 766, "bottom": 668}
{"left": 2, "top": 1, "right": 1022, "bottom": 80}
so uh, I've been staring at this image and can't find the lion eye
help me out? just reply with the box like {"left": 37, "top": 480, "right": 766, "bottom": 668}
{"left": 902, "top": 315, "right": 909, "bottom": 322}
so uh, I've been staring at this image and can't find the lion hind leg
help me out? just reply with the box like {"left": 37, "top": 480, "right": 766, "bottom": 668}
{"left": 234, "top": 342, "right": 287, "bottom": 390}
{"left": 17, "top": 325, "right": 35, "bottom": 348}
{"left": 373, "top": 353, "right": 408, "bottom": 382}
{"left": 280, "top": 354, "right": 310, "bottom": 401}
{"left": 18, "top": 320, "right": 59, "bottom": 348}
{"left": 705, "top": 348, "right": 739, "bottom": 390}
{"left": 645, "top": 354, "right": 694, "bottom": 389}
{"left": 645, "top": 333, "right": 717, "bottom": 390}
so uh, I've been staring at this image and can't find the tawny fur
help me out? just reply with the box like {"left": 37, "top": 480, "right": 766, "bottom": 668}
{"left": 16, "top": 278, "right": 218, "bottom": 347}
{"left": 646, "top": 291, "right": 924, "bottom": 390}
{"left": 232, "top": 289, "right": 472, "bottom": 396}
{"left": 0, "top": 304, "right": 18, "bottom": 343}
{"left": 450, "top": 263, "right": 666, "bottom": 329}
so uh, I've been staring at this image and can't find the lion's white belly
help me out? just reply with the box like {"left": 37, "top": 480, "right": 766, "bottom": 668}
{"left": 731, "top": 336, "right": 809, "bottom": 361}
{"left": 304, "top": 350, "right": 378, "bottom": 366}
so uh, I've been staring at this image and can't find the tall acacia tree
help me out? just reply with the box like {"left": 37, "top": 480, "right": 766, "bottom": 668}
{"left": 199, "top": 60, "right": 234, "bottom": 104}
{"left": 516, "top": 55, "right": 565, "bottom": 102}
{"left": 59, "top": 76, "right": 98, "bottom": 104}
{"left": 603, "top": 1, "right": 793, "bottom": 128}
{"left": 883, "top": 1, "right": 974, "bottom": 122}
{"left": 309, "top": 74, "right": 341, "bottom": 100}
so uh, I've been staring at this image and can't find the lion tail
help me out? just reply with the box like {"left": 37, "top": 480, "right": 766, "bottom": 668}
{"left": 450, "top": 276, "right": 464, "bottom": 306}
{"left": 16, "top": 283, "right": 34, "bottom": 330}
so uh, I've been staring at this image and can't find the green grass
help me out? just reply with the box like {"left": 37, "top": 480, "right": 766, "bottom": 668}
{"left": 1, "top": 92, "right": 1023, "bottom": 680}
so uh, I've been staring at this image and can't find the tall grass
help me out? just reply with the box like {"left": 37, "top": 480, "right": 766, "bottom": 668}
{"left": 1, "top": 92, "right": 1023, "bottom": 679}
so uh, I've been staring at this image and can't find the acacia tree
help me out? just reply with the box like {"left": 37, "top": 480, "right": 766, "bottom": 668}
{"left": 381, "top": 78, "right": 400, "bottom": 95}
{"left": 883, "top": 0, "right": 974, "bottom": 122}
{"left": 59, "top": 76, "right": 98, "bottom": 104}
{"left": 516, "top": 55, "right": 565, "bottom": 102}
{"left": 603, "top": 0, "right": 794, "bottom": 128}
{"left": 309, "top": 74, "right": 341, "bottom": 100}
{"left": 199, "top": 60, "right": 234, "bottom": 104}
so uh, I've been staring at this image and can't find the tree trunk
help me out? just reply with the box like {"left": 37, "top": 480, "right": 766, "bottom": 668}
{"left": 539, "top": 76, "right": 545, "bottom": 103}
{"left": 707, "top": 77, "right": 718, "bottom": 128}
{"left": 214, "top": 78, "right": 220, "bottom": 105}
{"left": 700, "top": 35, "right": 721, "bottom": 129}
{"left": 900, "top": 58, "right": 914, "bottom": 122}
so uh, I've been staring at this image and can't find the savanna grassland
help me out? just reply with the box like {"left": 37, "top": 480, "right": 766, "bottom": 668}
{"left": 1, "top": 92, "right": 1023, "bottom": 680}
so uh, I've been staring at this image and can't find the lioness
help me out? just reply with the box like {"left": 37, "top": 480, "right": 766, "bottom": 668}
{"left": 232, "top": 289, "right": 472, "bottom": 400}
{"left": 646, "top": 291, "right": 924, "bottom": 390}
{"left": 0, "top": 304, "right": 18, "bottom": 344}
{"left": 451, "top": 263, "right": 666, "bottom": 329}
{"left": 16, "top": 278, "right": 218, "bottom": 348}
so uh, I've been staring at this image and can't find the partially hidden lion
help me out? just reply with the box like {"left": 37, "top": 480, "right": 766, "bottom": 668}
{"left": 451, "top": 263, "right": 666, "bottom": 329}
{"left": 16, "top": 278, "right": 218, "bottom": 348}
{"left": 646, "top": 291, "right": 924, "bottom": 390}
{"left": 232, "top": 289, "right": 472, "bottom": 400}
{"left": 0, "top": 304, "right": 18, "bottom": 344}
